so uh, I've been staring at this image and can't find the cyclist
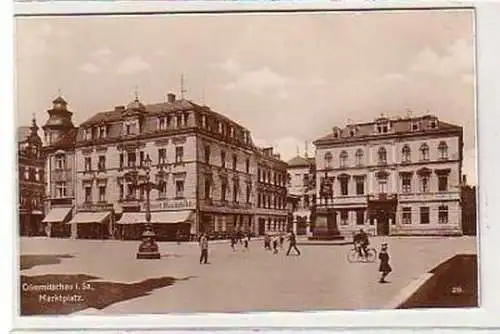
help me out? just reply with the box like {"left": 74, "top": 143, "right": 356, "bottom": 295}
{"left": 354, "top": 229, "right": 369, "bottom": 258}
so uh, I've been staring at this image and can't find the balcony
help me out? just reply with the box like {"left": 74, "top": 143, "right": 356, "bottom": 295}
{"left": 367, "top": 193, "right": 398, "bottom": 202}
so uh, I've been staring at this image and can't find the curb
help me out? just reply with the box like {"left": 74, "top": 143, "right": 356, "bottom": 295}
{"left": 297, "top": 241, "right": 352, "bottom": 246}
{"left": 385, "top": 273, "right": 434, "bottom": 309}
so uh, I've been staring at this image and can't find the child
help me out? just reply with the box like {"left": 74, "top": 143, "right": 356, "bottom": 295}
{"left": 378, "top": 243, "right": 392, "bottom": 283}
{"left": 272, "top": 236, "right": 279, "bottom": 254}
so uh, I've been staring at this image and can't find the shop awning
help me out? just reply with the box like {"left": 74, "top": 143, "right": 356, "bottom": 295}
{"left": 42, "top": 207, "right": 72, "bottom": 223}
{"left": 67, "top": 211, "right": 111, "bottom": 224}
{"left": 116, "top": 211, "right": 194, "bottom": 225}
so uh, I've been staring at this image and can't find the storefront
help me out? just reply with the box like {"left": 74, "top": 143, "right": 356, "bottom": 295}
{"left": 41, "top": 207, "right": 73, "bottom": 238}
{"left": 68, "top": 211, "right": 112, "bottom": 239}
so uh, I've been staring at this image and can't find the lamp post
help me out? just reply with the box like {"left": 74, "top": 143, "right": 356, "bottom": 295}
{"left": 125, "top": 154, "right": 162, "bottom": 260}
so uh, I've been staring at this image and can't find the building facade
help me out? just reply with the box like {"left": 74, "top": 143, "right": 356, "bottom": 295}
{"left": 313, "top": 114, "right": 463, "bottom": 236}
{"left": 41, "top": 96, "right": 78, "bottom": 238}
{"left": 286, "top": 154, "right": 315, "bottom": 235}
{"left": 70, "top": 92, "right": 286, "bottom": 240}
{"left": 18, "top": 117, "right": 45, "bottom": 236}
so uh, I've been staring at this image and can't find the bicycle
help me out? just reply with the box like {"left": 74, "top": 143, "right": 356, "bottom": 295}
{"left": 347, "top": 244, "right": 377, "bottom": 263}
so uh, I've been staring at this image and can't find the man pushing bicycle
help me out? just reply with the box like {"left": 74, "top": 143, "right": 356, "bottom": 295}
{"left": 353, "top": 229, "right": 369, "bottom": 258}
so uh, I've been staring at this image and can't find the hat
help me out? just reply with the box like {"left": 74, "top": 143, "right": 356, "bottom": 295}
{"left": 381, "top": 243, "right": 388, "bottom": 248}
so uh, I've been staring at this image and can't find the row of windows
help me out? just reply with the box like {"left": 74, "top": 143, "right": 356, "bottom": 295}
{"left": 324, "top": 141, "right": 449, "bottom": 168}
{"left": 337, "top": 205, "right": 449, "bottom": 225}
{"left": 204, "top": 178, "right": 251, "bottom": 204}
{"left": 320, "top": 173, "right": 450, "bottom": 197}
{"left": 204, "top": 146, "right": 251, "bottom": 173}
{"left": 257, "top": 192, "right": 286, "bottom": 210}
{"left": 200, "top": 114, "right": 251, "bottom": 145}
{"left": 332, "top": 118, "right": 439, "bottom": 139}
{"left": 257, "top": 168, "right": 287, "bottom": 187}
{"left": 19, "top": 166, "right": 43, "bottom": 182}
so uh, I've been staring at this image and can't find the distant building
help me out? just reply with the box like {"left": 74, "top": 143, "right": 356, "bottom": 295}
{"left": 68, "top": 92, "right": 287, "bottom": 240}
{"left": 41, "top": 96, "right": 78, "bottom": 238}
{"left": 313, "top": 114, "right": 464, "bottom": 236}
{"left": 460, "top": 175, "right": 477, "bottom": 236}
{"left": 286, "top": 153, "right": 315, "bottom": 235}
{"left": 18, "top": 116, "right": 45, "bottom": 236}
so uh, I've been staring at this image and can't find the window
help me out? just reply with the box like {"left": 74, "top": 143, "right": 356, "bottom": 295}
{"left": 175, "top": 180, "right": 184, "bottom": 198}
{"left": 175, "top": 147, "right": 184, "bottom": 163}
{"left": 204, "top": 178, "right": 211, "bottom": 199}
{"left": 420, "top": 143, "right": 429, "bottom": 161}
{"left": 355, "top": 149, "right": 364, "bottom": 166}
{"left": 340, "top": 177, "right": 349, "bottom": 196}
{"left": 98, "top": 156, "right": 106, "bottom": 171}
{"left": 233, "top": 182, "right": 238, "bottom": 203}
{"left": 84, "top": 185, "right": 92, "bottom": 203}
{"left": 355, "top": 177, "right": 364, "bottom": 195}
{"left": 183, "top": 113, "right": 189, "bottom": 126}
{"left": 167, "top": 115, "right": 172, "bottom": 128}
{"left": 402, "top": 207, "right": 412, "bottom": 224}
{"left": 402, "top": 145, "right": 411, "bottom": 163}
{"left": 127, "top": 182, "right": 135, "bottom": 198}
{"left": 119, "top": 153, "right": 124, "bottom": 168}
{"left": 356, "top": 210, "right": 365, "bottom": 225}
{"left": 127, "top": 152, "right": 136, "bottom": 168}
{"left": 204, "top": 146, "right": 210, "bottom": 164}
{"left": 340, "top": 151, "right": 348, "bottom": 168}
{"left": 84, "top": 157, "right": 92, "bottom": 171}
{"left": 98, "top": 125, "right": 107, "bottom": 138}
{"left": 402, "top": 174, "right": 412, "bottom": 193}
{"left": 158, "top": 148, "right": 167, "bottom": 165}
{"left": 438, "top": 141, "right": 448, "bottom": 160}
{"left": 201, "top": 115, "right": 207, "bottom": 128}
{"left": 158, "top": 117, "right": 166, "bottom": 130}
{"left": 411, "top": 122, "right": 420, "bottom": 131}
{"left": 324, "top": 152, "right": 333, "bottom": 168}
{"left": 438, "top": 175, "right": 448, "bottom": 192}
{"left": 221, "top": 181, "right": 227, "bottom": 201}
{"left": 119, "top": 183, "right": 124, "bottom": 200}
{"left": 430, "top": 119, "right": 438, "bottom": 129}
{"left": 221, "top": 151, "right": 226, "bottom": 168}
{"left": 55, "top": 182, "right": 67, "bottom": 198}
{"left": 232, "top": 154, "right": 237, "bottom": 170}
{"left": 99, "top": 185, "right": 106, "bottom": 202}
{"left": 55, "top": 154, "right": 66, "bottom": 170}
{"left": 158, "top": 178, "right": 167, "bottom": 198}
{"left": 257, "top": 168, "right": 261, "bottom": 182}
{"left": 245, "top": 158, "right": 250, "bottom": 173}
{"left": 303, "top": 174, "right": 310, "bottom": 187}
{"left": 420, "top": 207, "right": 430, "bottom": 224}
{"left": 176, "top": 115, "right": 182, "bottom": 128}
{"left": 246, "top": 184, "right": 251, "bottom": 203}
{"left": 420, "top": 175, "right": 430, "bottom": 193}
{"left": 125, "top": 124, "right": 131, "bottom": 135}
{"left": 378, "top": 147, "right": 387, "bottom": 165}
{"left": 340, "top": 210, "right": 348, "bottom": 225}
{"left": 257, "top": 193, "right": 261, "bottom": 208}
{"left": 439, "top": 205, "right": 449, "bottom": 224}
{"left": 139, "top": 151, "right": 144, "bottom": 167}
{"left": 378, "top": 177, "right": 388, "bottom": 194}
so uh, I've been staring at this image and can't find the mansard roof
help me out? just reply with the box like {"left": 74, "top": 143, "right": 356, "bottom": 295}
{"left": 314, "top": 114, "right": 462, "bottom": 146}
{"left": 287, "top": 155, "right": 314, "bottom": 168}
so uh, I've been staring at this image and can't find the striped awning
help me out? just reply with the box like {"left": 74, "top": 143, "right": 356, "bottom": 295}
{"left": 42, "top": 207, "right": 72, "bottom": 223}
{"left": 116, "top": 211, "right": 194, "bottom": 225}
{"left": 67, "top": 211, "right": 111, "bottom": 224}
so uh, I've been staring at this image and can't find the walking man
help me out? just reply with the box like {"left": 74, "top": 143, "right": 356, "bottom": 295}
{"left": 199, "top": 233, "right": 209, "bottom": 264}
{"left": 286, "top": 231, "right": 301, "bottom": 256}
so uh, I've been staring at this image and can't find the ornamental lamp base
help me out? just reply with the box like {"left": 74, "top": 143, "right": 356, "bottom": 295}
{"left": 136, "top": 229, "right": 161, "bottom": 260}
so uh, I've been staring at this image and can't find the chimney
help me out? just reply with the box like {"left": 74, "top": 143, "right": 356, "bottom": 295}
{"left": 167, "top": 93, "right": 176, "bottom": 103}
{"left": 462, "top": 175, "right": 467, "bottom": 186}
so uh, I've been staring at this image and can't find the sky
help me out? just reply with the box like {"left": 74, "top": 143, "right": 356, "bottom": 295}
{"left": 15, "top": 9, "right": 476, "bottom": 184}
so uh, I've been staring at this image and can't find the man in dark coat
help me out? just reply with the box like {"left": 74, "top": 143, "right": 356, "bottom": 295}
{"left": 286, "top": 232, "right": 301, "bottom": 256}
{"left": 378, "top": 243, "right": 392, "bottom": 283}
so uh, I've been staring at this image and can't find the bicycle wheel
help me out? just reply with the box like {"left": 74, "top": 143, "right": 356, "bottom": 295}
{"left": 347, "top": 249, "right": 358, "bottom": 263}
{"left": 366, "top": 248, "right": 377, "bottom": 262}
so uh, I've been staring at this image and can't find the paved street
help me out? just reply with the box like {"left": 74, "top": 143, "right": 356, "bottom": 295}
{"left": 19, "top": 236, "right": 477, "bottom": 314}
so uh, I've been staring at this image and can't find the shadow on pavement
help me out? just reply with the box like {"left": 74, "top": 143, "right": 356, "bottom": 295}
{"left": 398, "top": 254, "right": 478, "bottom": 309}
{"left": 21, "top": 274, "right": 193, "bottom": 315}
{"left": 20, "top": 254, "right": 74, "bottom": 270}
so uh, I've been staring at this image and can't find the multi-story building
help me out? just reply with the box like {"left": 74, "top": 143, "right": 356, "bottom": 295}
{"left": 41, "top": 96, "right": 78, "bottom": 238}
{"left": 18, "top": 116, "right": 45, "bottom": 236}
{"left": 70, "top": 92, "right": 286, "bottom": 240}
{"left": 313, "top": 114, "right": 463, "bottom": 236}
{"left": 286, "top": 153, "right": 315, "bottom": 235}
{"left": 255, "top": 147, "right": 288, "bottom": 235}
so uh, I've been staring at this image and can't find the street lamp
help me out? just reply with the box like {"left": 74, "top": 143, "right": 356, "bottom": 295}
{"left": 125, "top": 154, "right": 162, "bottom": 260}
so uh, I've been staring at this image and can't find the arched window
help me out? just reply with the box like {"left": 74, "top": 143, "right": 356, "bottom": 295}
{"left": 420, "top": 143, "right": 429, "bottom": 161}
{"left": 438, "top": 141, "right": 448, "bottom": 160}
{"left": 324, "top": 152, "right": 333, "bottom": 168}
{"left": 339, "top": 151, "right": 348, "bottom": 168}
{"left": 355, "top": 149, "right": 364, "bottom": 166}
{"left": 378, "top": 147, "right": 387, "bottom": 165}
{"left": 402, "top": 145, "right": 411, "bottom": 163}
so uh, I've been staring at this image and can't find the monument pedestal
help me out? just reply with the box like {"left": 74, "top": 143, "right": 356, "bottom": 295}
{"left": 309, "top": 207, "right": 345, "bottom": 241}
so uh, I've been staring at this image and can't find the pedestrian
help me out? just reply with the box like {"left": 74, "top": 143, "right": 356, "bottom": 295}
{"left": 176, "top": 230, "right": 182, "bottom": 245}
{"left": 272, "top": 236, "right": 279, "bottom": 254}
{"left": 264, "top": 234, "right": 271, "bottom": 250}
{"left": 230, "top": 235, "right": 236, "bottom": 251}
{"left": 199, "top": 233, "right": 209, "bottom": 264}
{"left": 243, "top": 234, "right": 249, "bottom": 251}
{"left": 378, "top": 243, "right": 392, "bottom": 283}
{"left": 286, "top": 231, "right": 301, "bottom": 256}
{"left": 279, "top": 234, "right": 284, "bottom": 249}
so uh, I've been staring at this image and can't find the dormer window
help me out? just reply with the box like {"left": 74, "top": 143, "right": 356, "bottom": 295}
{"left": 201, "top": 115, "right": 207, "bottom": 128}
{"left": 176, "top": 114, "right": 182, "bottom": 128}
{"left": 183, "top": 113, "right": 189, "bottom": 126}
{"left": 429, "top": 118, "right": 438, "bottom": 129}
{"left": 377, "top": 124, "right": 389, "bottom": 134}
{"left": 230, "top": 127, "right": 234, "bottom": 138}
{"left": 98, "top": 125, "right": 107, "bottom": 138}
{"left": 218, "top": 121, "right": 223, "bottom": 134}
{"left": 158, "top": 117, "right": 166, "bottom": 130}
{"left": 84, "top": 128, "right": 92, "bottom": 141}
{"left": 412, "top": 121, "right": 420, "bottom": 131}
{"left": 126, "top": 124, "right": 131, "bottom": 135}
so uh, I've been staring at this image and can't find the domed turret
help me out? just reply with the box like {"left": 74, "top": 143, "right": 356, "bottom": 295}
{"left": 42, "top": 94, "right": 75, "bottom": 146}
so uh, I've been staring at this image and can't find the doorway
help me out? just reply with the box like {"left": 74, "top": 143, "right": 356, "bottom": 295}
{"left": 258, "top": 218, "right": 265, "bottom": 236}
{"left": 376, "top": 212, "right": 390, "bottom": 236}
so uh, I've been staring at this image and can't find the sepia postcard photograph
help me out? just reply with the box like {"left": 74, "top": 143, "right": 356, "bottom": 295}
{"left": 14, "top": 7, "right": 478, "bottom": 318}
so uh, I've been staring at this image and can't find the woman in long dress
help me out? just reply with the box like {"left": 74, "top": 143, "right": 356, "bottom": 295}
{"left": 378, "top": 243, "right": 392, "bottom": 283}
